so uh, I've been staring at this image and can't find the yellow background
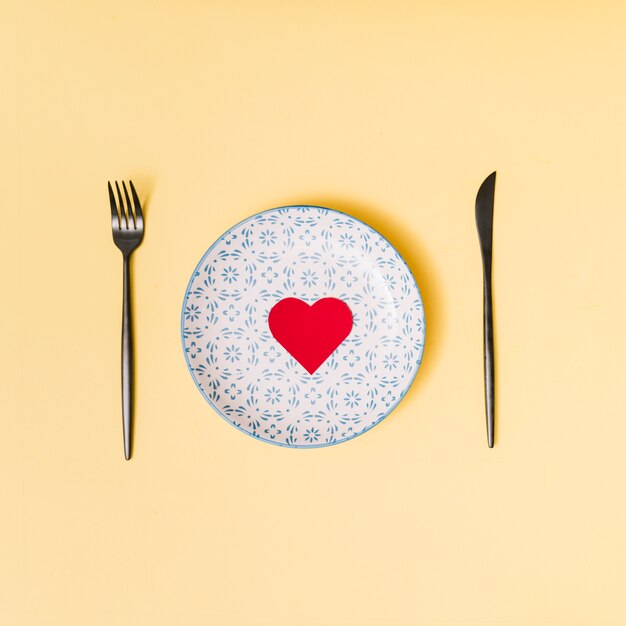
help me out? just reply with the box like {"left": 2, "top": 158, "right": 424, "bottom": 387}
{"left": 2, "top": 1, "right": 626, "bottom": 624}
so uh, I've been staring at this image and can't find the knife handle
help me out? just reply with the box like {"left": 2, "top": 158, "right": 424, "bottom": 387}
{"left": 482, "top": 263, "right": 495, "bottom": 447}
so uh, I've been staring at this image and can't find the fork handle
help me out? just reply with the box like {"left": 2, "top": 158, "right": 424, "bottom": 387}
{"left": 122, "top": 255, "right": 133, "bottom": 460}
{"left": 482, "top": 262, "right": 495, "bottom": 448}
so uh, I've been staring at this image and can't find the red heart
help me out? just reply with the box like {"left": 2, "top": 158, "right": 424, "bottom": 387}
{"left": 268, "top": 298, "right": 353, "bottom": 374}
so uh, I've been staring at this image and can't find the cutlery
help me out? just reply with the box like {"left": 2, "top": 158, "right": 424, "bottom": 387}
{"left": 109, "top": 180, "right": 144, "bottom": 460}
{"left": 475, "top": 172, "right": 496, "bottom": 447}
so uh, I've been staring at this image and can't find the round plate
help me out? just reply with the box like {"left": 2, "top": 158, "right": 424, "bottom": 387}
{"left": 181, "top": 206, "right": 425, "bottom": 448}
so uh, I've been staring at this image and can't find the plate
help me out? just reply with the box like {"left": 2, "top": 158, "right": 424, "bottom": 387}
{"left": 181, "top": 205, "right": 425, "bottom": 448}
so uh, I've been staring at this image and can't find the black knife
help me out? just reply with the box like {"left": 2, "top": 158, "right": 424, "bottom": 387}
{"left": 475, "top": 172, "right": 496, "bottom": 447}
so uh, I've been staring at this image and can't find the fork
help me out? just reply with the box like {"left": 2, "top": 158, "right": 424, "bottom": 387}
{"left": 109, "top": 180, "right": 144, "bottom": 460}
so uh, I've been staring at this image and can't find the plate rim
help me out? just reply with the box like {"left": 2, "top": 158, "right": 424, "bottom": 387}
{"left": 181, "top": 204, "right": 426, "bottom": 449}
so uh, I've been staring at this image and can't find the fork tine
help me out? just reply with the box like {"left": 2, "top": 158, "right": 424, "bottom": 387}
{"left": 108, "top": 181, "right": 120, "bottom": 229}
{"left": 115, "top": 181, "right": 128, "bottom": 229}
{"left": 122, "top": 181, "right": 135, "bottom": 229}
{"left": 129, "top": 180, "right": 143, "bottom": 227}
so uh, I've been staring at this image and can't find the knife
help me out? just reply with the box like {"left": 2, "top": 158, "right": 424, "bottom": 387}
{"left": 475, "top": 171, "right": 496, "bottom": 447}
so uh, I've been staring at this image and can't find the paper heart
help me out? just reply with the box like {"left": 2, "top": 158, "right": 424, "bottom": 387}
{"left": 268, "top": 298, "right": 353, "bottom": 374}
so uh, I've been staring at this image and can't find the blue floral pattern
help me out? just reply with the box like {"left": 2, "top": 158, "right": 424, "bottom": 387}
{"left": 181, "top": 206, "right": 425, "bottom": 448}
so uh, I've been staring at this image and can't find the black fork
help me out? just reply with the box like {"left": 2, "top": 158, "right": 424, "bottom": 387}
{"left": 109, "top": 181, "right": 144, "bottom": 460}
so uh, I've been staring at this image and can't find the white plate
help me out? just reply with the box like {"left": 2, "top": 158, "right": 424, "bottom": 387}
{"left": 181, "top": 206, "right": 425, "bottom": 448}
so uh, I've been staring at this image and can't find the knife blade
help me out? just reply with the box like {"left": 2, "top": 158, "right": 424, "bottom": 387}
{"left": 475, "top": 171, "right": 496, "bottom": 447}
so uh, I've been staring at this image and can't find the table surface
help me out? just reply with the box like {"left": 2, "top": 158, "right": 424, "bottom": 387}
{"left": 2, "top": 2, "right": 626, "bottom": 625}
